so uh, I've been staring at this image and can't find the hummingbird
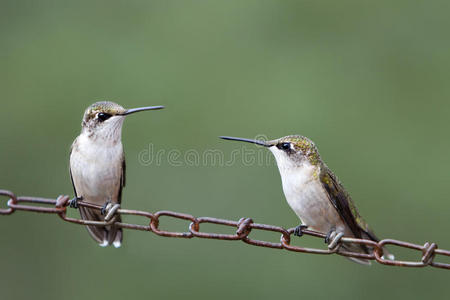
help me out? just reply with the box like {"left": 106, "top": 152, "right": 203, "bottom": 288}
{"left": 69, "top": 101, "right": 164, "bottom": 247}
{"left": 220, "top": 135, "right": 393, "bottom": 265}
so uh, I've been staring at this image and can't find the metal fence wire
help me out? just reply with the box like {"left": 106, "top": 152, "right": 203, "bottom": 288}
{"left": 1, "top": 189, "right": 449, "bottom": 269}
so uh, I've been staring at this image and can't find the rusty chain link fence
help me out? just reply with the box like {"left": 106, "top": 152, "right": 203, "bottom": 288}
{"left": 1, "top": 189, "right": 449, "bottom": 269}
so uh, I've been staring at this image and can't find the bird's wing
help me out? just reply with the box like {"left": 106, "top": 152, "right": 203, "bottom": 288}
{"left": 69, "top": 143, "right": 78, "bottom": 197}
{"left": 118, "top": 153, "right": 126, "bottom": 204}
{"left": 319, "top": 165, "right": 374, "bottom": 240}
{"left": 69, "top": 167, "right": 77, "bottom": 196}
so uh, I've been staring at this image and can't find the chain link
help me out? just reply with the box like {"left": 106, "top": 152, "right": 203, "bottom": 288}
{"left": 1, "top": 189, "right": 449, "bottom": 269}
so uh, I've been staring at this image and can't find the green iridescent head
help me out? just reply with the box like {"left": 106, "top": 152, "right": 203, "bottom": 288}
{"left": 83, "top": 101, "right": 126, "bottom": 126}
{"left": 220, "top": 134, "right": 321, "bottom": 166}
{"left": 81, "top": 101, "right": 164, "bottom": 132}
{"left": 268, "top": 135, "right": 321, "bottom": 166}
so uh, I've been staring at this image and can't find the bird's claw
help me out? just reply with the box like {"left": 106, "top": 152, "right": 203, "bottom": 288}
{"left": 324, "top": 229, "right": 334, "bottom": 244}
{"left": 101, "top": 201, "right": 120, "bottom": 222}
{"left": 69, "top": 196, "right": 83, "bottom": 209}
{"left": 324, "top": 229, "right": 344, "bottom": 250}
{"left": 100, "top": 201, "right": 111, "bottom": 215}
{"left": 294, "top": 224, "right": 308, "bottom": 237}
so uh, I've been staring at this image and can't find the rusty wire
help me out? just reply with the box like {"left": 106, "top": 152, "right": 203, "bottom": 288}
{"left": 0, "top": 189, "right": 449, "bottom": 269}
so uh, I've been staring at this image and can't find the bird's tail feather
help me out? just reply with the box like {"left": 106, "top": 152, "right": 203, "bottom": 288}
{"left": 79, "top": 207, "right": 122, "bottom": 247}
{"left": 342, "top": 247, "right": 394, "bottom": 265}
{"left": 362, "top": 230, "right": 395, "bottom": 261}
{"left": 339, "top": 235, "right": 395, "bottom": 266}
{"left": 346, "top": 256, "right": 372, "bottom": 265}
{"left": 339, "top": 243, "right": 373, "bottom": 266}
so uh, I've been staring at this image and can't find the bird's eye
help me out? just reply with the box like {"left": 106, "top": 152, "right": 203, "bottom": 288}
{"left": 277, "top": 142, "right": 291, "bottom": 151}
{"left": 97, "top": 112, "right": 112, "bottom": 122}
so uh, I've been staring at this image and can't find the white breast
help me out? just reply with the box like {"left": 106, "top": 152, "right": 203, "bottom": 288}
{"left": 277, "top": 161, "right": 348, "bottom": 234}
{"left": 70, "top": 134, "right": 123, "bottom": 205}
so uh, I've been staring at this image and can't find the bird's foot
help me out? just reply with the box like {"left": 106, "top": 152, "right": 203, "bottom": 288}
{"left": 294, "top": 224, "right": 308, "bottom": 237}
{"left": 324, "top": 229, "right": 334, "bottom": 244}
{"left": 101, "top": 201, "right": 121, "bottom": 222}
{"left": 100, "top": 201, "right": 111, "bottom": 215}
{"left": 68, "top": 196, "right": 83, "bottom": 209}
{"left": 324, "top": 229, "right": 344, "bottom": 251}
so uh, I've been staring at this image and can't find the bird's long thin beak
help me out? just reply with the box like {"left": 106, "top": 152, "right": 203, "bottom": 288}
{"left": 120, "top": 105, "right": 165, "bottom": 116}
{"left": 219, "top": 136, "right": 272, "bottom": 147}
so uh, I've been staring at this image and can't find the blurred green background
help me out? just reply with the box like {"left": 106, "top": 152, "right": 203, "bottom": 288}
{"left": 1, "top": 0, "right": 449, "bottom": 299}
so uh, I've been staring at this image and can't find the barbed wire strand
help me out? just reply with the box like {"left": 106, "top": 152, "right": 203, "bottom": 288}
{"left": 0, "top": 189, "right": 448, "bottom": 269}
